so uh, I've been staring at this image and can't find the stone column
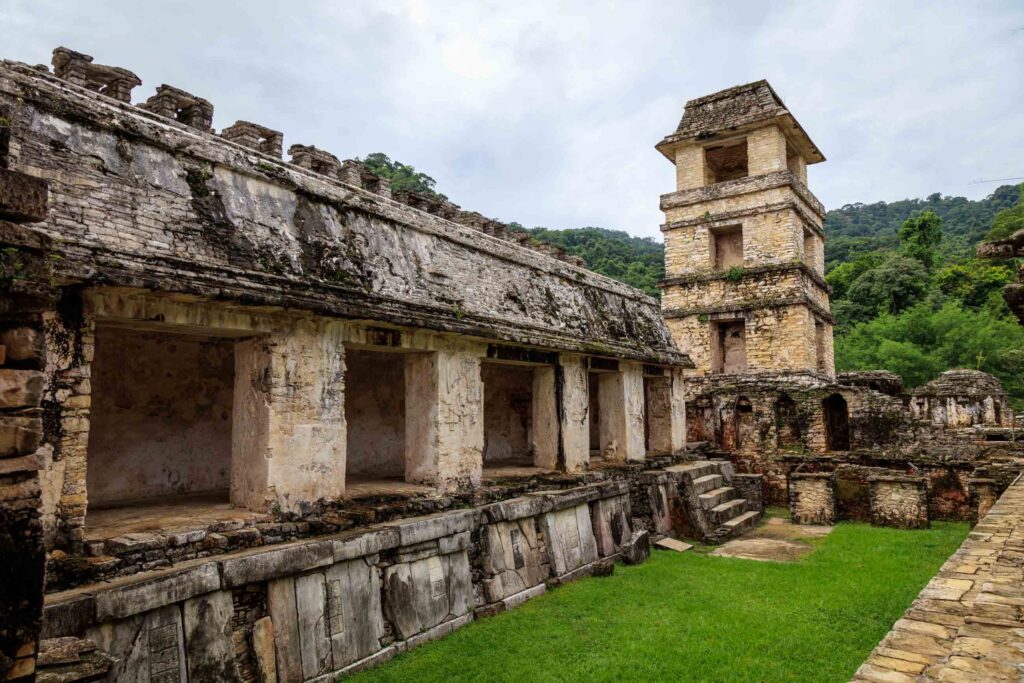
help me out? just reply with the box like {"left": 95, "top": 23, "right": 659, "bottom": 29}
{"left": 531, "top": 366, "right": 558, "bottom": 470}
{"left": 557, "top": 354, "right": 589, "bottom": 474}
{"left": 232, "top": 321, "right": 347, "bottom": 513}
{"left": 597, "top": 363, "right": 645, "bottom": 462}
{"left": 405, "top": 343, "right": 484, "bottom": 490}
{"left": 670, "top": 368, "right": 688, "bottom": 453}
{"left": 869, "top": 475, "right": 929, "bottom": 529}
{"left": 788, "top": 472, "right": 836, "bottom": 525}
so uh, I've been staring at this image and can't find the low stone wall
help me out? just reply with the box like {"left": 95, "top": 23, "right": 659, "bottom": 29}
{"left": 788, "top": 473, "right": 835, "bottom": 525}
{"left": 869, "top": 475, "right": 928, "bottom": 529}
{"left": 968, "top": 477, "right": 999, "bottom": 526}
{"left": 853, "top": 472, "right": 1024, "bottom": 681}
{"left": 39, "top": 481, "right": 634, "bottom": 681}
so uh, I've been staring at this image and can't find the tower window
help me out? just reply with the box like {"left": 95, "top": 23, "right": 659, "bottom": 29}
{"left": 704, "top": 139, "right": 748, "bottom": 184}
{"left": 711, "top": 225, "right": 743, "bottom": 270}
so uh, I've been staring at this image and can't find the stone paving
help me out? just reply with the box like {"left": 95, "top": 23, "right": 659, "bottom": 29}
{"left": 853, "top": 474, "right": 1024, "bottom": 682}
{"left": 711, "top": 516, "right": 833, "bottom": 563}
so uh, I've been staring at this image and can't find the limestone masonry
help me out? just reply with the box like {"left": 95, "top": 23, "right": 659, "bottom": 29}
{"left": 0, "top": 47, "right": 1022, "bottom": 682}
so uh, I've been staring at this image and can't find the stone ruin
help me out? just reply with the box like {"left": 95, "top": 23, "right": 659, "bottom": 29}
{"left": 0, "top": 48, "right": 1022, "bottom": 682}
{"left": 653, "top": 78, "right": 1024, "bottom": 524}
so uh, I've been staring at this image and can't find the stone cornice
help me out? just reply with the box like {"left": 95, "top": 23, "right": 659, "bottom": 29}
{"left": 662, "top": 294, "right": 834, "bottom": 325}
{"left": 659, "top": 170, "right": 825, "bottom": 220}
{"left": 658, "top": 261, "right": 831, "bottom": 294}
{"left": 660, "top": 199, "right": 825, "bottom": 238}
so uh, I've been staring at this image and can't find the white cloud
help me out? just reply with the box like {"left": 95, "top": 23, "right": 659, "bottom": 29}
{"left": 2, "top": 0, "right": 1022, "bottom": 238}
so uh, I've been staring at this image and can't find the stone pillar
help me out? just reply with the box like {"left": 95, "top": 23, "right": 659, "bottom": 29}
{"left": 868, "top": 475, "right": 929, "bottom": 529}
{"left": 968, "top": 478, "right": 999, "bottom": 527}
{"left": 670, "top": 368, "right": 687, "bottom": 454}
{"left": 597, "top": 363, "right": 645, "bottom": 462}
{"left": 557, "top": 354, "right": 589, "bottom": 474}
{"left": 788, "top": 472, "right": 836, "bottom": 525}
{"left": 746, "top": 125, "right": 787, "bottom": 175}
{"left": 232, "top": 322, "right": 347, "bottom": 513}
{"left": 674, "top": 144, "right": 706, "bottom": 191}
{"left": 405, "top": 344, "right": 484, "bottom": 490}
{"left": 531, "top": 366, "right": 558, "bottom": 470}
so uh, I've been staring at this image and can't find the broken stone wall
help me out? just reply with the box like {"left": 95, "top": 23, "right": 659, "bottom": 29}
{"left": 869, "top": 476, "right": 929, "bottom": 529}
{"left": 788, "top": 473, "right": 835, "bottom": 525}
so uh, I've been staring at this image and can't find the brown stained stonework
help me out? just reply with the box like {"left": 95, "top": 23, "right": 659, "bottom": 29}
{"left": 853, "top": 473, "right": 1024, "bottom": 682}
{"left": 869, "top": 476, "right": 930, "bottom": 529}
{"left": 788, "top": 473, "right": 835, "bottom": 526}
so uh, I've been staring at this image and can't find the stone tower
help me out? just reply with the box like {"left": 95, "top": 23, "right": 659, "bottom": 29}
{"left": 657, "top": 80, "right": 833, "bottom": 379}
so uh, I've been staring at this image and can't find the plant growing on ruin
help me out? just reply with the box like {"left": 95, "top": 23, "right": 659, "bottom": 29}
{"left": 724, "top": 266, "right": 744, "bottom": 282}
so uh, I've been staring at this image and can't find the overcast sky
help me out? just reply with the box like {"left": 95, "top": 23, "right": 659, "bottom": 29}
{"left": 4, "top": 1, "right": 1023, "bottom": 240}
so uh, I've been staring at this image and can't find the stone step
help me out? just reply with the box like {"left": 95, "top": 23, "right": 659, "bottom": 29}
{"left": 699, "top": 486, "right": 737, "bottom": 510}
{"left": 691, "top": 474, "right": 724, "bottom": 495}
{"left": 709, "top": 498, "right": 747, "bottom": 526}
{"left": 722, "top": 510, "right": 761, "bottom": 536}
{"left": 668, "top": 461, "right": 720, "bottom": 482}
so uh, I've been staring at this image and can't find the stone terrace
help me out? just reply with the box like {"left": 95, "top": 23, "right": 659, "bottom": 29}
{"left": 853, "top": 472, "right": 1024, "bottom": 682}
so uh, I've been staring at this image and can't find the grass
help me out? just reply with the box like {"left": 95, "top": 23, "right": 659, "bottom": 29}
{"left": 352, "top": 521, "right": 968, "bottom": 683}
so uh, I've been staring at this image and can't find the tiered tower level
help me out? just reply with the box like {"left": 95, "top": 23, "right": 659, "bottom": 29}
{"left": 657, "top": 80, "right": 833, "bottom": 379}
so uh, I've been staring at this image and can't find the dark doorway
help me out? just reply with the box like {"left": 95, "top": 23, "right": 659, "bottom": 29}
{"left": 775, "top": 395, "right": 801, "bottom": 447}
{"left": 823, "top": 394, "right": 850, "bottom": 451}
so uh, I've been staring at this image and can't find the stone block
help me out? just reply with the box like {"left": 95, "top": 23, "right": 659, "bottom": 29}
{"left": 621, "top": 529, "right": 651, "bottom": 565}
{"left": 324, "top": 556, "right": 385, "bottom": 669}
{"left": 220, "top": 539, "right": 333, "bottom": 587}
{"left": 383, "top": 551, "right": 473, "bottom": 640}
{"left": 251, "top": 617, "right": 276, "bottom": 683}
{"left": 41, "top": 595, "right": 95, "bottom": 639}
{"left": 438, "top": 531, "right": 471, "bottom": 555}
{"left": 540, "top": 503, "right": 599, "bottom": 577}
{"left": 182, "top": 590, "right": 240, "bottom": 682}
{"left": 0, "top": 369, "right": 44, "bottom": 409}
{"left": 332, "top": 526, "right": 399, "bottom": 562}
{"left": 93, "top": 562, "right": 221, "bottom": 621}
{"left": 481, "top": 518, "right": 548, "bottom": 603}
{"left": 647, "top": 478, "right": 674, "bottom": 534}
{"left": 869, "top": 475, "right": 929, "bottom": 529}
{"left": 482, "top": 495, "right": 548, "bottom": 523}
{"left": 394, "top": 509, "right": 478, "bottom": 547}
{"left": 87, "top": 604, "right": 187, "bottom": 683}
{"left": 788, "top": 472, "right": 836, "bottom": 525}
{"left": 295, "top": 572, "right": 333, "bottom": 679}
{"left": 0, "top": 328, "right": 43, "bottom": 365}
{"left": 590, "top": 495, "right": 632, "bottom": 557}
{"left": 0, "top": 168, "right": 48, "bottom": 223}
{"left": 267, "top": 576, "right": 302, "bottom": 683}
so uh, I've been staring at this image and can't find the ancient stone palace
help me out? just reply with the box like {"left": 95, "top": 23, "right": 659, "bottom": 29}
{"left": 0, "top": 47, "right": 1022, "bottom": 682}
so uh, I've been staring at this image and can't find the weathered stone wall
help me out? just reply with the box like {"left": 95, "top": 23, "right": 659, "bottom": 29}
{"left": 853, "top": 471, "right": 1024, "bottom": 682}
{"left": 869, "top": 475, "right": 929, "bottom": 529}
{"left": 41, "top": 480, "right": 635, "bottom": 680}
{"left": 0, "top": 59, "right": 685, "bottom": 368}
{"left": 788, "top": 473, "right": 835, "bottom": 525}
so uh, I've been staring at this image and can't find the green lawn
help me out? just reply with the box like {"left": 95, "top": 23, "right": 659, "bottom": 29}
{"left": 353, "top": 521, "right": 968, "bottom": 683}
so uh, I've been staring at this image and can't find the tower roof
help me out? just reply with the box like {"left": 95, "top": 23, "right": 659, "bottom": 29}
{"left": 657, "top": 79, "right": 825, "bottom": 164}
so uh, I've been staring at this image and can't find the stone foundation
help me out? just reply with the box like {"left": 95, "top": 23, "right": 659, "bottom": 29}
{"left": 869, "top": 475, "right": 929, "bottom": 529}
{"left": 788, "top": 473, "right": 835, "bottom": 525}
{"left": 41, "top": 480, "right": 641, "bottom": 680}
{"left": 968, "top": 477, "right": 999, "bottom": 527}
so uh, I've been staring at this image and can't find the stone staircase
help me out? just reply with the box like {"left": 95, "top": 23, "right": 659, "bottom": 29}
{"left": 667, "top": 460, "right": 762, "bottom": 544}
